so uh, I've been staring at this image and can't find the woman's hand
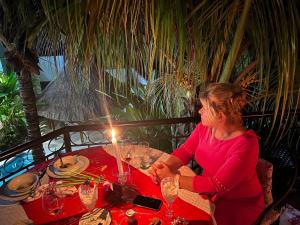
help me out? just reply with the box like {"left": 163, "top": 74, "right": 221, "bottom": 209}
{"left": 148, "top": 163, "right": 160, "bottom": 184}
{"left": 148, "top": 161, "right": 175, "bottom": 184}
{"left": 152, "top": 161, "right": 177, "bottom": 181}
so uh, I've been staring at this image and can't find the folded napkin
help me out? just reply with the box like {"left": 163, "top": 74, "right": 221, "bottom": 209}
{"left": 23, "top": 182, "right": 77, "bottom": 203}
{"left": 23, "top": 173, "right": 49, "bottom": 203}
{"left": 178, "top": 189, "right": 217, "bottom": 225}
{"left": 79, "top": 208, "right": 111, "bottom": 225}
{"left": 56, "top": 184, "right": 78, "bottom": 196}
{"left": 23, "top": 184, "right": 48, "bottom": 203}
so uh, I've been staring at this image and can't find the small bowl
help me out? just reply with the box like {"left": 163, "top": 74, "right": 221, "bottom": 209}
{"left": 53, "top": 155, "right": 79, "bottom": 172}
{"left": 7, "top": 172, "right": 38, "bottom": 193}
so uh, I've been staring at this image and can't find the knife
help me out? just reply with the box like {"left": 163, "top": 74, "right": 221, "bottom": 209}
{"left": 37, "top": 167, "right": 48, "bottom": 183}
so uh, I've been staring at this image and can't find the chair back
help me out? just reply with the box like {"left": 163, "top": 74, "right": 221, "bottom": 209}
{"left": 254, "top": 144, "right": 298, "bottom": 225}
{"left": 256, "top": 158, "right": 274, "bottom": 207}
{"left": 266, "top": 145, "right": 298, "bottom": 201}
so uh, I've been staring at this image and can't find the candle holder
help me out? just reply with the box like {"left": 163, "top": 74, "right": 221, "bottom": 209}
{"left": 117, "top": 171, "right": 128, "bottom": 185}
{"left": 103, "top": 182, "right": 138, "bottom": 207}
{"left": 112, "top": 170, "right": 130, "bottom": 186}
{"left": 111, "top": 128, "right": 125, "bottom": 180}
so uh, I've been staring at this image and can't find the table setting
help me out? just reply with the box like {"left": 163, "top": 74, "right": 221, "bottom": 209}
{"left": 46, "top": 155, "right": 90, "bottom": 178}
{"left": 0, "top": 131, "right": 215, "bottom": 225}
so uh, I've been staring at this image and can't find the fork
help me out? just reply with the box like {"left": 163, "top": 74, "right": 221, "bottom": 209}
{"left": 29, "top": 167, "right": 47, "bottom": 197}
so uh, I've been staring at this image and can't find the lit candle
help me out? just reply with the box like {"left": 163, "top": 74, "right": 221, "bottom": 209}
{"left": 111, "top": 129, "right": 124, "bottom": 176}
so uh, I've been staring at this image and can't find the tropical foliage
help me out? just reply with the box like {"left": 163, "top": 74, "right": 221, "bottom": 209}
{"left": 0, "top": 71, "right": 27, "bottom": 149}
{"left": 0, "top": 70, "right": 19, "bottom": 101}
{"left": 0, "top": 1, "right": 44, "bottom": 159}
{"left": 39, "top": 1, "right": 299, "bottom": 110}
{"left": 0, "top": 0, "right": 299, "bottom": 149}
{"left": 0, "top": 96, "right": 27, "bottom": 149}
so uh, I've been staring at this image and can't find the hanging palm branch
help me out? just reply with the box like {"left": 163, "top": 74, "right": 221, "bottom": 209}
{"left": 1, "top": 0, "right": 299, "bottom": 148}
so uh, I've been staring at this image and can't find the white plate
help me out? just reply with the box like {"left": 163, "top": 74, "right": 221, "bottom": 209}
{"left": 1, "top": 185, "right": 32, "bottom": 197}
{"left": 7, "top": 173, "right": 38, "bottom": 193}
{"left": 53, "top": 155, "right": 80, "bottom": 172}
{"left": 53, "top": 159, "right": 85, "bottom": 176}
{"left": 0, "top": 174, "right": 39, "bottom": 198}
{"left": 0, "top": 187, "right": 30, "bottom": 201}
{"left": 46, "top": 156, "right": 90, "bottom": 178}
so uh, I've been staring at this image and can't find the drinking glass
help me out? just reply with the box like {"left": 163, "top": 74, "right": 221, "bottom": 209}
{"left": 120, "top": 142, "right": 133, "bottom": 168}
{"left": 138, "top": 141, "right": 149, "bottom": 149}
{"left": 78, "top": 183, "right": 98, "bottom": 211}
{"left": 138, "top": 141, "right": 151, "bottom": 169}
{"left": 42, "top": 183, "right": 64, "bottom": 216}
{"left": 160, "top": 177, "right": 178, "bottom": 218}
{"left": 120, "top": 142, "right": 133, "bottom": 184}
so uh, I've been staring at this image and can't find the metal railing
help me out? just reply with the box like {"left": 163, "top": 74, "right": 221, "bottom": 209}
{"left": 0, "top": 117, "right": 199, "bottom": 183}
{"left": 0, "top": 112, "right": 299, "bottom": 183}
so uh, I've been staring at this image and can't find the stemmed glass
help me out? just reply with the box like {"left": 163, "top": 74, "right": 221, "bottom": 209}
{"left": 160, "top": 177, "right": 178, "bottom": 219}
{"left": 42, "top": 182, "right": 64, "bottom": 216}
{"left": 78, "top": 183, "right": 98, "bottom": 211}
{"left": 120, "top": 141, "right": 136, "bottom": 185}
{"left": 121, "top": 142, "right": 133, "bottom": 171}
{"left": 138, "top": 141, "right": 151, "bottom": 169}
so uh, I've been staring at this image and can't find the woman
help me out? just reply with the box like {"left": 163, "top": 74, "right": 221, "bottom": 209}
{"left": 149, "top": 83, "right": 265, "bottom": 225}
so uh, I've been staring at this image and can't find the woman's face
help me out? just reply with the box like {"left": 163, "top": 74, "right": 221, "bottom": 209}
{"left": 198, "top": 99, "right": 219, "bottom": 127}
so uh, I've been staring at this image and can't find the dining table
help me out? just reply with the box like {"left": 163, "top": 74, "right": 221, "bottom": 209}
{"left": 18, "top": 145, "right": 215, "bottom": 225}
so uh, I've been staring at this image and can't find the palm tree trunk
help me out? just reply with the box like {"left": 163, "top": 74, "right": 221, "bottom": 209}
{"left": 17, "top": 70, "right": 45, "bottom": 162}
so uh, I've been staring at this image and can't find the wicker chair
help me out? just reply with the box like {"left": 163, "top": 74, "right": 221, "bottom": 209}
{"left": 254, "top": 145, "right": 299, "bottom": 225}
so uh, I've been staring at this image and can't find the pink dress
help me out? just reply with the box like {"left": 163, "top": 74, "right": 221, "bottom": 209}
{"left": 172, "top": 123, "right": 265, "bottom": 225}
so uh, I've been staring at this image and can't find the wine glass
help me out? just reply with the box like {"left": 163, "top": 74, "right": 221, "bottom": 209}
{"left": 78, "top": 183, "right": 98, "bottom": 211}
{"left": 42, "top": 183, "right": 64, "bottom": 216}
{"left": 138, "top": 141, "right": 151, "bottom": 169}
{"left": 121, "top": 142, "right": 133, "bottom": 166}
{"left": 160, "top": 177, "right": 178, "bottom": 219}
{"left": 120, "top": 142, "right": 133, "bottom": 184}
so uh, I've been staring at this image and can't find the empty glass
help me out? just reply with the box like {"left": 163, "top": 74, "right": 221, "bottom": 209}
{"left": 42, "top": 182, "right": 64, "bottom": 216}
{"left": 78, "top": 183, "right": 98, "bottom": 211}
{"left": 120, "top": 142, "right": 133, "bottom": 167}
{"left": 120, "top": 142, "right": 134, "bottom": 184}
{"left": 138, "top": 141, "right": 151, "bottom": 169}
{"left": 160, "top": 177, "right": 178, "bottom": 218}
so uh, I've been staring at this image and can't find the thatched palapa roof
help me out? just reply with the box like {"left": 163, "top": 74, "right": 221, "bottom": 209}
{"left": 37, "top": 72, "right": 111, "bottom": 122}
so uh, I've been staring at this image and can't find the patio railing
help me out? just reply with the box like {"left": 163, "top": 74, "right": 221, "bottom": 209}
{"left": 0, "top": 112, "right": 299, "bottom": 183}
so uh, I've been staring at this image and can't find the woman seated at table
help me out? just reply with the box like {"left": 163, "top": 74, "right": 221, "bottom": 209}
{"left": 149, "top": 83, "right": 264, "bottom": 225}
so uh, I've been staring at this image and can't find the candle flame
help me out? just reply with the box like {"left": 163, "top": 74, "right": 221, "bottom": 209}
{"left": 111, "top": 128, "right": 117, "bottom": 144}
{"left": 111, "top": 129, "right": 116, "bottom": 139}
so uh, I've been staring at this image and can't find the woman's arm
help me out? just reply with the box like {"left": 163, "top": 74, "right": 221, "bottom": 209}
{"left": 164, "top": 155, "right": 184, "bottom": 171}
{"left": 193, "top": 138, "right": 259, "bottom": 197}
{"left": 148, "top": 155, "right": 183, "bottom": 182}
{"left": 153, "top": 162, "right": 217, "bottom": 195}
{"left": 177, "top": 175, "right": 194, "bottom": 191}
{"left": 154, "top": 136, "right": 258, "bottom": 198}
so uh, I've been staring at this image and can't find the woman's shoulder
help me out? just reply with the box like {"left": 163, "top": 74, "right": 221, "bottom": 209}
{"left": 242, "top": 129, "right": 259, "bottom": 141}
{"left": 230, "top": 129, "right": 259, "bottom": 148}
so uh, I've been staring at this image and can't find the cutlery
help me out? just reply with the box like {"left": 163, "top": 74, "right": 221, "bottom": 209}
{"left": 57, "top": 152, "right": 67, "bottom": 168}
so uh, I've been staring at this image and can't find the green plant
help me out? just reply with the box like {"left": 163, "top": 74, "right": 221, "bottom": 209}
{"left": 0, "top": 70, "right": 27, "bottom": 149}
{"left": 40, "top": 0, "right": 299, "bottom": 147}
{"left": 93, "top": 79, "right": 173, "bottom": 151}
{"left": 0, "top": 0, "right": 298, "bottom": 150}
{"left": 0, "top": 71, "right": 19, "bottom": 103}
{"left": 0, "top": 94, "right": 27, "bottom": 149}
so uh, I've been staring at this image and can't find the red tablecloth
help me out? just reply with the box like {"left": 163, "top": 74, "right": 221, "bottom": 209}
{"left": 22, "top": 147, "right": 213, "bottom": 225}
